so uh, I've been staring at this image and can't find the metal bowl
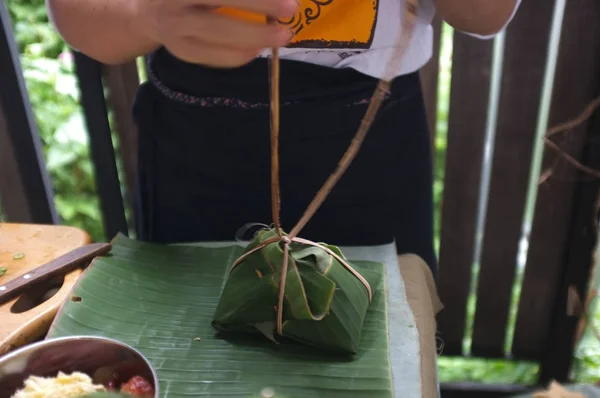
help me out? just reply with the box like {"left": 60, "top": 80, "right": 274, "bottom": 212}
{"left": 0, "top": 336, "right": 159, "bottom": 398}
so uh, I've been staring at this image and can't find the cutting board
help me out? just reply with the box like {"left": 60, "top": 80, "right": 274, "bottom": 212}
{"left": 0, "top": 223, "right": 91, "bottom": 355}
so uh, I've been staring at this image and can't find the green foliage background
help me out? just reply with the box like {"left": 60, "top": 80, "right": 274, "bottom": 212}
{"left": 3, "top": 0, "right": 600, "bottom": 388}
{"left": 7, "top": 0, "right": 103, "bottom": 239}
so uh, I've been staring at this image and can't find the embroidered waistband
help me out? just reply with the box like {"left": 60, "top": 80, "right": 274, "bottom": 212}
{"left": 146, "top": 54, "right": 382, "bottom": 109}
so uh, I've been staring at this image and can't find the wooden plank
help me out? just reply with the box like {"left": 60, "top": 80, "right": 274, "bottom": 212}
{"left": 436, "top": 32, "right": 494, "bottom": 355}
{"left": 539, "top": 104, "right": 600, "bottom": 383}
{"left": 0, "top": 223, "right": 91, "bottom": 355}
{"left": 441, "top": 382, "right": 532, "bottom": 398}
{"left": 419, "top": 13, "right": 442, "bottom": 149}
{"left": 104, "top": 62, "right": 140, "bottom": 214}
{"left": 0, "top": 1, "right": 57, "bottom": 224}
{"left": 73, "top": 51, "right": 128, "bottom": 239}
{"left": 470, "top": 0, "right": 555, "bottom": 357}
{"left": 513, "top": 0, "right": 600, "bottom": 362}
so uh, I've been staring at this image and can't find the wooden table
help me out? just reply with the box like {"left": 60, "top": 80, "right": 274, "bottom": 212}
{"left": 0, "top": 223, "right": 91, "bottom": 354}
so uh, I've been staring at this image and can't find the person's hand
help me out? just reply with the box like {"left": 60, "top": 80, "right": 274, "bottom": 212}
{"left": 136, "top": 0, "right": 297, "bottom": 67}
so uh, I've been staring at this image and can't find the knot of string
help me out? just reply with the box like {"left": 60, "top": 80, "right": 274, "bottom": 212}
{"left": 231, "top": 3, "right": 421, "bottom": 336}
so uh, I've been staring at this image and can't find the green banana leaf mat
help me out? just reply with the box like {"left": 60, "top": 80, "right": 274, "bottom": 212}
{"left": 48, "top": 234, "right": 394, "bottom": 397}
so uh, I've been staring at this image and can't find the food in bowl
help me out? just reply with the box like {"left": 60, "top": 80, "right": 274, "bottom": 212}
{"left": 10, "top": 371, "right": 155, "bottom": 398}
{"left": 0, "top": 336, "right": 158, "bottom": 398}
{"left": 10, "top": 371, "right": 104, "bottom": 397}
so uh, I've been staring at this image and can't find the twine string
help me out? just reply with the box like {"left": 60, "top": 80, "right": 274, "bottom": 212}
{"left": 268, "top": 17, "right": 282, "bottom": 236}
{"left": 232, "top": 1, "right": 421, "bottom": 336}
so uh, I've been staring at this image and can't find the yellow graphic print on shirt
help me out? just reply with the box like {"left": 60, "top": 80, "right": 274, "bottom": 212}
{"left": 218, "top": 0, "right": 380, "bottom": 49}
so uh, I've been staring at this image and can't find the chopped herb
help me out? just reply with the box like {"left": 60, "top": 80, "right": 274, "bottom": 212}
{"left": 13, "top": 252, "right": 25, "bottom": 260}
{"left": 0, "top": 267, "right": 7, "bottom": 276}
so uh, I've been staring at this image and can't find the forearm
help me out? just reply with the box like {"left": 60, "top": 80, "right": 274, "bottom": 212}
{"left": 46, "top": 0, "right": 158, "bottom": 64}
{"left": 434, "top": 0, "right": 519, "bottom": 36}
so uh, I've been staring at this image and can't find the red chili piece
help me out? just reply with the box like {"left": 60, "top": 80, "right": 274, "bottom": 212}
{"left": 120, "top": 375, "right": 155, "bottom": 397}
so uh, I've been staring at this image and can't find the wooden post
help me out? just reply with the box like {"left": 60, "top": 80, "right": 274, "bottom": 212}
{"left": 0, "top": 1, "right": 57, "bottom": 224}
{"left": 72, "top": 51, "right": 128, "bottom": 239}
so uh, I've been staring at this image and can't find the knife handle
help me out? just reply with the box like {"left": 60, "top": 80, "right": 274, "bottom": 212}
{"left": 0, "top": 242, "right": 112, "bottom": 305}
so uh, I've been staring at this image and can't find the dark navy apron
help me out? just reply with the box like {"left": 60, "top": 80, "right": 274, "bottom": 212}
{"left": 132, "top": 47, "right": 438, "bottom": 276}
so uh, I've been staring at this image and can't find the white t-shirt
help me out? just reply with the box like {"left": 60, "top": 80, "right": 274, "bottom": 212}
{"left": 259, "top": 0, "right": 521, "bottom": 79}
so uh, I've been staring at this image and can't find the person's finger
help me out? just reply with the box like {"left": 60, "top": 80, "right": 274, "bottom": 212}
{"left": 165, "top": 38, "right": 261, "bottom": 67}
{"left": 187, "top": 0, "right": 298, "bottom": 19}
{"left": 174, "top": 7, "right": 291, "bottom": 50}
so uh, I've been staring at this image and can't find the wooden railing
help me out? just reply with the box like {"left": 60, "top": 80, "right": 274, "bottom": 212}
{"left": 428, "top": 2, "right": 600, "bottom": 394}
{"left": 1, "top": 0, "right": 599, "bottom": 396}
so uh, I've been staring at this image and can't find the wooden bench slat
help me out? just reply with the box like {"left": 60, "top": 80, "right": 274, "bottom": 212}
{"left": 513, "top": 0, "right": 600, "bottom": 362}
{"left": 437, "top": 32, "right": 494, "bottom": 356}
{"left": 471, "top": 0, "right": 555, "bottom": 358}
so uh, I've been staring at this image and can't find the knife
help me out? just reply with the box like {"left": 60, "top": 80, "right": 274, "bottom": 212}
{"left": 0, "top": 242, "right": 112, "bottom": 305}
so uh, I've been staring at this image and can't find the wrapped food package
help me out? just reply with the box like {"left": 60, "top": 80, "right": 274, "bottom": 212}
{"left": 212, "top": 228, "right": 379, "bottom": 354}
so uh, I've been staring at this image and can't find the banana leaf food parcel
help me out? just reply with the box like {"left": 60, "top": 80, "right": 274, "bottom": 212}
{"left": 212, "top": 228, "right": 378, "bottom": 354}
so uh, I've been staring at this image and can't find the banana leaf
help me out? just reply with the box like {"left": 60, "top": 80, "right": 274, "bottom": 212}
{"left": 213, "top": 228, "right": 377, "bottom": 354}
{"left": 48, "top": 234, "right": 393, "bottom": 397}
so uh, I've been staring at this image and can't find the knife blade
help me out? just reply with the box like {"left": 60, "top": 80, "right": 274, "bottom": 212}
{"left": 0, "top": 242, "right": 112, "bottom": 305}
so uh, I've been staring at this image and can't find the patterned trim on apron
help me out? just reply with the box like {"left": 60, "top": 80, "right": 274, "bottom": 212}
{"left": 146, "top": 53, "right": 387, "bottom": 109}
